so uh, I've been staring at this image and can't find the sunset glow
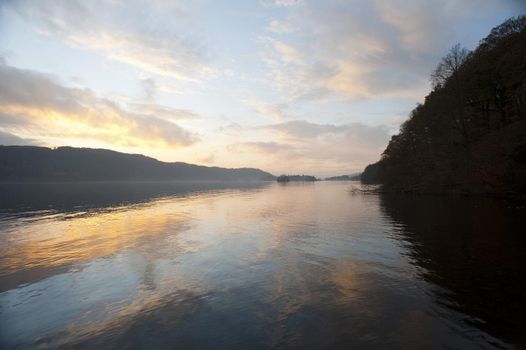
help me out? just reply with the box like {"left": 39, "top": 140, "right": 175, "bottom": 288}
{"left": 1, "top": 0, "right": 524, "bottom": 176}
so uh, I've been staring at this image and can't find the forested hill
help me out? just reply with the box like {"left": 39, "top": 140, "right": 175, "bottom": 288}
{"left": 0, "top": 146, "right": 276, "bottom": 182}
{"left": 361, "top": 16, "right": 526, "bottom": 197}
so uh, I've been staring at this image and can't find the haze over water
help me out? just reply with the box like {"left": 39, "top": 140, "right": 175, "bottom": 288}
{"left": 0, "top": 182, "right": 525, "bottom": 349}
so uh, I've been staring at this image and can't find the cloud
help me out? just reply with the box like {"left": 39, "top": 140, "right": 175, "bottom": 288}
{"left": 268, "top": 20, "right": 295, "bottom": 34}
{"left": 230, "top": 141, "right": 295, "bottom": 155}
{"left": 266, "top": 0, "right": 302, "bottom": 7}
{"left": 259, "top": 2, "right": 423, "bottom": 101}
{"left": 373, "top": 0, "right": 526, "bottom": 53}
{"left": 141, "top": 78, "right": 157, "bottom": 101}
{"left": 0, "top": 130, "right": 38, "bottom": 145}
{"left": 272, "top": 40, "right": 303, "bottom": 65}
{"left": 0, "top": 62, "right": 198, "bottom": 148}
{"left": 264, "top": 120, "right": 340, "bottom": 138}
{"left": 226, "top": 141, "right": 303, "bottom": 170}
{"left": 243, "top": 99, "right": 291, "bottom": 120}
{"left": 199, "top": 152, "right": 215, "bottom": 164}
{"left": 5, "top": 0, "right": 214, "bottom": 82}
{"left": 260, "top": 0, "right": 526, "bottom": 102}
{"left": 265, "top": 120, "right": 389, "bottom": 148}
{"left": 227, "top": 120, "right": 390, "bottom": 176}
{"left": 130, "top": 103, "right": 202, "bottom": 121}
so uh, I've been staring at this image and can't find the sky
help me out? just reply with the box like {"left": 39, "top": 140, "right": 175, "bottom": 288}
{"left": 0, "top": 0, "right": 525, "bottom": 177}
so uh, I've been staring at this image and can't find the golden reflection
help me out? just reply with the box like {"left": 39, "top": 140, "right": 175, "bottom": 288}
{"left": 330, "top": 259, "right": 368, "bottom": 302}
{"left": 0, "top": 198, "right": 201, "bottom": 278}
{"left": 60, "top": 275, "right": 205, "bottom": 346}
{"left": 0, "top": 183, "right": 377, "bottom": 345}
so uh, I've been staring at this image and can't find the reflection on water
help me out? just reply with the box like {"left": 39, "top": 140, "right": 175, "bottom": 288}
{"left": 0, "top": 181, "right": 271, "bottom": 214}
{"left": 0, "top": 182, "right": 525, "bottom": 349}
{"left": 380, "top": 195, "right": 526, "bottom": 347}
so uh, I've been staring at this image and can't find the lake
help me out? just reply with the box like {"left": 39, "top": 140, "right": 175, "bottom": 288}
{"left": 0, "top": 182, "right": 525, "bottom": 349}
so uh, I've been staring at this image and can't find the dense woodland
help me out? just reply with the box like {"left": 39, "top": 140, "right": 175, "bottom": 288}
{"left": 362, "top": 16, "right": 526, "bottom": 197}
{"left": 0, "top": 146, "right": 275, "bottom": 182}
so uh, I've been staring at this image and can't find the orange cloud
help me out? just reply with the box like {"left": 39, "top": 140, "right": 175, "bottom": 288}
{"left": 0, "top": 63, "right": 198, "bottom": 148}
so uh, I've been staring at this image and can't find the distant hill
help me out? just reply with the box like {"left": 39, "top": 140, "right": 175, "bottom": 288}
{"left": 325, "top": 174, "right": 361, "bottom": 181}
{"left": 0, "top": 146, "right": 276, "bottom": 182}
{"left": 361, "top": 16, "right": 526, "bottom": 198}
{"left": 276, "top": 174, "right": 318, "bottom": 182}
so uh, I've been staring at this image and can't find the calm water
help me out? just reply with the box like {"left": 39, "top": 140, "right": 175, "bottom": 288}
{"left": 0, "top": 182, "right": 525, "bottom": 349}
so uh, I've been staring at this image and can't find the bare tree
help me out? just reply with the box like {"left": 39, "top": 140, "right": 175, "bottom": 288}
{"left": 431, "top": 44, "right": 471, "bottom": 89}
{"left": 479, "top": 15, "right": 526, "bottom": 50}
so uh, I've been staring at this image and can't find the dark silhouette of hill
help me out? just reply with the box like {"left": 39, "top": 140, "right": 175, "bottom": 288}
{"left": 276, "top": 174, "right": 318, "bottom": 182}
{"left": 362, "top": 16, "right": 526, "bottom": 198}
{"left": 0, "top": 146, "right": 276, "bottom": 182}
{"left": 325, "top": 174, "right": 361, "bottom": 181}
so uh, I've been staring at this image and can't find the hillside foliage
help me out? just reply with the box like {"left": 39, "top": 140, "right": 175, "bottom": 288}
{"left": 361, "top": 16, "right": 526, "bottom": 196}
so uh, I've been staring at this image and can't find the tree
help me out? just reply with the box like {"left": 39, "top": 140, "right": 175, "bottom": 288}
{"left": 361, "top": 15, "right": 526, "bottom": 195}
{"left": 431, "top": 44, "right": 471, "bottom": 89}
{"left": 479, "top": 15, "right": 526, "bottom": 51}
{"left": 276, "top": 175, "right": 290, "bottom": 183}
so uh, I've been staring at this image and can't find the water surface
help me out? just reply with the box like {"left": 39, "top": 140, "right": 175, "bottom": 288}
{"left": 0, "top": 182, "right": 525, "bottom": 349}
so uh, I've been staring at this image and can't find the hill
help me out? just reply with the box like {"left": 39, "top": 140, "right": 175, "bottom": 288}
{"left": 276, "top": 175, "right": 318, "bottom": 182}
{"left": 325, "top": 174, "right": 361, "bottom": 181}
{"left": 361, "top": 16, "right": 526, "bottom": 198}
{"left": 0, "top": 146, "right": 276, "bottom": 182}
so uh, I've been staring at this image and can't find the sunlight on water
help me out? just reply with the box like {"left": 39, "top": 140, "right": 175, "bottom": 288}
{"left": 0, "top": 182, "right": 524, "bottom": 349}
